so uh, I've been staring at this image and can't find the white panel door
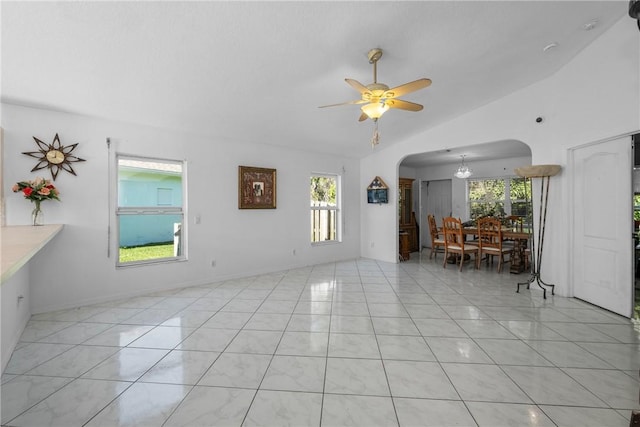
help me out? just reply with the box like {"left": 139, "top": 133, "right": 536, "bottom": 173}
{"left": 572, "top": 136, "right": 633, "bottom": 317}
{"left": 421, "top": 179, "right": 452, "bottom": 249}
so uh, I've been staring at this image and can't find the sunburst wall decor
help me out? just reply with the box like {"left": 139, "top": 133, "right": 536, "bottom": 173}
{"left": 22, "top": 133, "right": 86, "bottom": 180}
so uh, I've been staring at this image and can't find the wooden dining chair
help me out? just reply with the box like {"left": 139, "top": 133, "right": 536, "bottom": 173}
{"left": 502, "top": 215, "right": 523, "bottom": 249}
{"left": 505, "top": 215, "right": 524, "bottom": 232}
{"left": 427, "top": 214, "right": 445, "bottom": 259}
{"left": 442, "top": 216, "right": 479, "bottom": 271}
{"left": 505, "top": 215, "right": 530, "bottom": 270}
{"left": 477, "top": 216, "right": 513, "bottom": 273}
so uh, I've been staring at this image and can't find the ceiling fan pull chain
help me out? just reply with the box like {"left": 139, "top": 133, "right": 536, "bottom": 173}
{"left": 371, "top": 119, "right": 380, "bottom": 148}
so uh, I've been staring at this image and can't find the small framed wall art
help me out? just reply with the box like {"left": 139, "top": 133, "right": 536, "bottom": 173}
{"left": 367, "top": 176, "right": 389, "bottom": 204}
{"left": 238, "top": 166, "right": 277, "bottom": 209}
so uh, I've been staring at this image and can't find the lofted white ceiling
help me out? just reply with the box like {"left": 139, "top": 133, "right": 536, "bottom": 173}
{"left": 1, "top": 1, "right": 628, "bottom": 161}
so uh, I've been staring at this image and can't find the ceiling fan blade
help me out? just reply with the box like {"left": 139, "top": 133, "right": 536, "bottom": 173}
{"left": 358, "top": 112, "right": 369, "bottom": 122}
{"left": 319, "top": 99, "right": 368, "bottom": 108}
{"left": 345, "top": 78, "right": 371, "bottom": 95}
{"left": 384, "top": 78, "right": 431, "bottom": 98}
{"left": 386, "top": 99, "right": 424, "bottom": 112}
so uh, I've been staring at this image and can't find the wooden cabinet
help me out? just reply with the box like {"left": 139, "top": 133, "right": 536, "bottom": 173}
{"left": 399, "top": 232, "right": 410, "bottom": 261}
{"left": 399, "top": 178, "right": 418, "bottom": 253}
{"left": 399, "top": 178, "right": 414, "bottom": 227}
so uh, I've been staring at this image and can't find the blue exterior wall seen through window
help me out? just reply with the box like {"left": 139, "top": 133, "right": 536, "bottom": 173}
{"left": 118, "top": 167, "right": 182, "bottom": 247}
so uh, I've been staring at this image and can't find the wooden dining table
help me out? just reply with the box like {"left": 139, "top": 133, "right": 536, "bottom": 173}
{"left": 462, "top": 227, "right": 532, "bottom": 273}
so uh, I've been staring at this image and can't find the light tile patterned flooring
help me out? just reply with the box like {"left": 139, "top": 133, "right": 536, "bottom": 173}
{"left": 2, "top": 255, "right": 639, "bottom": 426}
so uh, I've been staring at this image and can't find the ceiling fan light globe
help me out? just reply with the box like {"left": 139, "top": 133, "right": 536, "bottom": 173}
{"left": 361, "top": 102, "right": 389, "bottom": 119}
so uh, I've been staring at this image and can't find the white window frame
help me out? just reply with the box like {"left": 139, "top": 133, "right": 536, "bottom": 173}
{"left": 310, "top": 173, "right": 341, "bottom": 244}
{"left": 466, "top": 175, "right": 530, "bottom": 221}
{"left": 116, "top": 154, "right": 187, "bottom": 267}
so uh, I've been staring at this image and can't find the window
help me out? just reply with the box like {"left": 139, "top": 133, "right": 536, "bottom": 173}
{"left": 468, "top": 178, "right": 505, "bottom": 218}
{"left": 468, "top": 177, "right": 531, "bottom": 223}
{"left": 310, "top": 174, "right": 340, "bottom": 243}
{"left": 117, "top": 156, "right": 185, "bottom": 265}
{"left": 509, "top": 177, "right": 530, "bottom": 218}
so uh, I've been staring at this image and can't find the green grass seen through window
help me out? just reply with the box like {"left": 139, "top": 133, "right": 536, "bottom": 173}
{"left": 119, "top": 243, "right": 174, "bottom": 263}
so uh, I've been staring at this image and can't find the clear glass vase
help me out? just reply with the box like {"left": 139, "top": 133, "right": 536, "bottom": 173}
{"left": 31, "top": 200, "right": 44, "bottom": 226}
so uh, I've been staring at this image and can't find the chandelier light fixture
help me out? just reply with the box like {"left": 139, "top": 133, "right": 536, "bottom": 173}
{"left": 454, "top": 155, "right": 472, "bottom": 179}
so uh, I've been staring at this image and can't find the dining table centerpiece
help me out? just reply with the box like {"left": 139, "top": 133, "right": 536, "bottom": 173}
{"left": 12, "top": 177, "right": 60, "bottom": 226}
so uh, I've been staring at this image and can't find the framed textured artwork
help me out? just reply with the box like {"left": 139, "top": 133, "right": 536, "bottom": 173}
{"left": 238, "top": 166, "right": 276, "bottom": 209}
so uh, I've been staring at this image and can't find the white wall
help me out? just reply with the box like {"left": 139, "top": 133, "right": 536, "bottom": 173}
{"left": 2, "top": 104, "right": 361, "bottom": 313}
{"left": 360, "top": 16, "right": 640, "bottom": 297}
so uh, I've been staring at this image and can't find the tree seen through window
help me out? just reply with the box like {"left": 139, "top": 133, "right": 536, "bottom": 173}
{"left": 310, "top": 175, "right": 339, "bottom": 243}
{"left": 468, "top": 177, "right": 531, "bottom": 224}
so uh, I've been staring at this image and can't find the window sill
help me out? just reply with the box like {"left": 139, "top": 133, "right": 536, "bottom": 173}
{"left": 116, "top": 257, "right": 187, "bottom": 269}
{"left": 311, "top": 240, "right": 341, "bottom": 247}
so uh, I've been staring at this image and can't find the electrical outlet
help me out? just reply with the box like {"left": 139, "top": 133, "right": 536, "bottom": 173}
{"left": 292, "top": 249, "right": 296, "bottom": 256}
{"left": 211, "top": 260, "right": 216, "bottom": 267}
{"left": 370, "top": 242, "right": 375, "bottom": 248}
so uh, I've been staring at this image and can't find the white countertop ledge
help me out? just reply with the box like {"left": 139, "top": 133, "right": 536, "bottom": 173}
{"left": 1, "top": 224, "right": 64, "bottom": 285}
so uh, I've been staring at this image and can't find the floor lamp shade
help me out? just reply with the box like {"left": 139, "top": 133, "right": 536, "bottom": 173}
{"left": 514, "top": 164, "right": 561, "bottom": 178}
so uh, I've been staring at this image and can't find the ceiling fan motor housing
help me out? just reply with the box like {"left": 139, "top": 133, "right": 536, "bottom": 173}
{"left": 364, "top": 83, "right": 391, "bottom": 102}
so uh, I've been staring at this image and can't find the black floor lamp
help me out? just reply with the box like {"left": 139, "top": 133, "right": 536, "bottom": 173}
{"left": 514, "top": 164, "right": 562, "bottom": 299}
